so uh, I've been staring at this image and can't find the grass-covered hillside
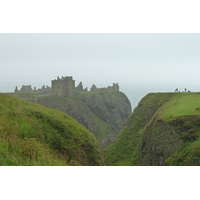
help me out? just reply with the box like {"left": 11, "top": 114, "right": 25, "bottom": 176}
{"left": 36, "top": 91, "right": 132, "bottom": 149}
{"left": 105, "top": 92, "right": 200, "bottom": 166}
{"left": 0, "top": 93, "right": 106, "bottom": 166}
{"left": 9, "top": 91, "right": 132, "bottom": 149}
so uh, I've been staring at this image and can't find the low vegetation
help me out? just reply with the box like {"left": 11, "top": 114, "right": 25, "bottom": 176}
{"left": 4, "top": 91, "right": 200, "bottom": 166}
{"left": 36, "top": 91, "right": 131, "bottom": 148}
{"left": 0, "top": 93, "right": 106, "bottom": 166}
{"left": 105, "top": 92, "right": 200, "bottom": 166}
{"left": 8, "top": 90, "right": 131, "bottom": 149}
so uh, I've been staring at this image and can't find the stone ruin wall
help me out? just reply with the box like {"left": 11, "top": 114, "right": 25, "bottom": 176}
{"left": 15, "top": 85, "right": 51, "bottom": 95}
{"left": 52, "top": 76, "right": 75, "bottom": 97}
{"left": 97, "top": 83, "right": 119, "bottom": 93}
{"left": 15, "top": 76, "right": 120, "bottom": 97}
{"left": 92, "top": 83, "right": 119, "bottom": 93}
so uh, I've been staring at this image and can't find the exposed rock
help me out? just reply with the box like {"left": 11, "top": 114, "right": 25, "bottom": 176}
{"left": 76, "top": 82, "right": 84, "bottom": 91}
{"left": 37, "top": 91, "right": 132, "bottom": 149}
{"left": 90, "top": 84, "right": 98, "bottom": 92}
{"left": 105, "top": 92, "right": 200, "bottom": 166}
{"left": 139, "top": 118, "right": 184, "bottom": 166}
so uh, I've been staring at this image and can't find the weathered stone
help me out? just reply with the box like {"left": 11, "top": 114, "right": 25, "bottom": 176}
{"left": 76, "top": 82, "right": 84, "bottom": 91}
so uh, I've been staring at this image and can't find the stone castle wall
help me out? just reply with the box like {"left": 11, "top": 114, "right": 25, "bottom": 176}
{"left": 52, "top": 76, "right": 75, "bottom": 97}
{"left": 15, "top": 76, "right": 120, "bottom": 97}
{"left": 91, "top": 83, "right": 119, "bottom": 93}
{"left": 15, "top": 85, "right": 51, "bottom": 95}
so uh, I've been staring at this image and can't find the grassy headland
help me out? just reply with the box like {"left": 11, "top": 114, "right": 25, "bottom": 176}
{"left": 105, "top": 92, "right": 200, "bottom": 166}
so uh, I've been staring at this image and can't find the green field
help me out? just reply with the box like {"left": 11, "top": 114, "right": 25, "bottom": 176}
{"left": 158, "top": 93, "right": 200, "bottom": 119}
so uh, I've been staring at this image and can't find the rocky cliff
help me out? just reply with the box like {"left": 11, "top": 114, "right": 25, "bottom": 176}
{"left": 105, "top": 92, "right": 200, "bottom": 166}
{"left": 37, "top": 91, "right": 132, "bottom": 149}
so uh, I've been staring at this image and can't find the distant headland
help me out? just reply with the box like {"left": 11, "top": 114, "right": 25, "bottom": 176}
{"left": 14, "top": 76, "right": 120, "bottom": 96}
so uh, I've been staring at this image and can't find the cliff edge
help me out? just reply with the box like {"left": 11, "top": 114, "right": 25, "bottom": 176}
{"left": 105, "top": 92, "right": 200, "bottom": 166}
{"left": 37, "top": 91, "right": 132, "bottom": 149}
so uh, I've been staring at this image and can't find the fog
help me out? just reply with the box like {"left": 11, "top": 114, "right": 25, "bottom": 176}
{"left": 1, "top": 33, "right": 200, "bottom": 94}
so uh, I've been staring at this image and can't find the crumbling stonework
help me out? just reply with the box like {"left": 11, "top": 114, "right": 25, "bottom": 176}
{"left": 14, "top": 86, "right": 19, "bottom": 93}
{"left": 90, "top": 84, "right": 98, "bottom": 92}
{"left": 20, "top": 85, "right": 33, "bottom": 92}
{"left": 91, "top": 83, "right": 119, "bottom": 93}
{"left": 14, "top": 76, "right": 120, "bottom": 97}
{"left": 51, "top": 76, "right": 75, "bottom": 96}
{"left": 52, "top": 76, "right": 119, "bottom": 96}
{"left": 76, "top": 82, "right": 84, "bottom": 91}
{"left": 14, "top": 84, "right": 51, "bottom": 95}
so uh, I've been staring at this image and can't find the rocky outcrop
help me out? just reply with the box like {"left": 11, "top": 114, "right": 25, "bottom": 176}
{"left": 139, "top": 118, "right": 184, "bottom": 165}
{"left": 37, "top": 91, "right": 132, "bottom": 148}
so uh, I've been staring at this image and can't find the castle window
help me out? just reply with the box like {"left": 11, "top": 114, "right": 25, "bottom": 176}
{"left": 58, "top": 86, "right": 60, "bottom": 89}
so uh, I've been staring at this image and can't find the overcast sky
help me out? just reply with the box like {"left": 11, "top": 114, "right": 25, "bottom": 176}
{"left": 1, "top": 0, "right": 200, "bottom": 195}
{"left": 1, "top": 33, "right": 200, "bottom": 93}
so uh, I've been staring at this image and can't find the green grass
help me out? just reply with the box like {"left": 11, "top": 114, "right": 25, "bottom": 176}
{"left": 0, "top": 93, "right": 106, "bottom": 166}
{"left": 7, "top": 92, "right": 40, "bottom": 99}
{"left": 35, "top": 90, "right": 131, "bottom": 149}
{"left": 165, "top": 136, "right": 200, "bottom": 166}
{"left": 9, "top": 91, "right": 200, "bottom": 166}
{"left": 158, "top": 93, "right": 200, "bottom": 119}
{"left": 105, "top": 92, "right": 200, "bottom": 166}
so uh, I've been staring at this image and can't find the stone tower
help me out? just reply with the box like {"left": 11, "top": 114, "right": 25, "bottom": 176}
{"left": 76, "top": 82, "right": 83, "bottom": 91}
{"left": 51, "top": 76, "right": 75, "bottom": 96}
{"left": 14, "top": 86, "right": 19, "bottom": 93}
{"left": 112, "top": 83, "right": 119, "bottom": 92}
{"left": 20, "top": 85, "right": 33, "bottom": 92}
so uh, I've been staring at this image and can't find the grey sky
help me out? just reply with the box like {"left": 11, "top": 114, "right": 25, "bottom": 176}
{"left": 1, "top": 33, "right": 200, "bottom": 93}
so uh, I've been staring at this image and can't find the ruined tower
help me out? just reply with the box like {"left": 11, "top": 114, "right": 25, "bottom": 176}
{"left": 51, "top": 76, "right": 75, "bottom": 96}
{"left": 76, "top": 82, "right": 84, "bottom": 91}
{"left": 14, "top": 86, "right": 19, "bottom": 93}
{"left": 20, "top": 85, "right": 33, "bottom": 92}
{"left": 112, "top": 83, "right": 119, "bottom": 92}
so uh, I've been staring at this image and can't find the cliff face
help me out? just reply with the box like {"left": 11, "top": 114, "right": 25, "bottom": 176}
{"left": 105, "top": 93, "right": 200, "bottom": 166}
{"left": 37, "top": 91, "right": 132, "bottom": 149}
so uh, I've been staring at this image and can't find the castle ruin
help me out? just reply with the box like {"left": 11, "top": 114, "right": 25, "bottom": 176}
{"left": 94, "top": 83, "right": 119, "bottom": 93}
{"left": 14, "top": 85, "right": 51, "bottom": 95}
{"left": 52, "top": 76, "right": 75, "bottom": 96}
{"left": 14, "top": 76, "right": 120, "bottom": 97}
{"left": 16, "top": 85, "right": 33, "bottom": 92}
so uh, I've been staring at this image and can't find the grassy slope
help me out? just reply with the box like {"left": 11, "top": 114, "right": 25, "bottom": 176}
{"left": 105, "top": 92, "right": 200, "bottom": 166}
{"left": 157, "top": 93, "right": 200, "bottom": 165}
{"left": 0, "top": 93, "right": 106, "bottom": 166}
{"left": 104, "top": 93, "right": 174, "bottom": 165}
{"left": 56, "top": 91, "right": 117, "bottom": 140}
{"left": 35, "top": 91, "right": 131, "bottom": 149}
{"left": 36, "top": 92, "right": 114, "bottom": 140}
{"left": 10, "top": 91, "right": 131, "bottom": 141}
{"left": 158, "top": 93, "right": 200, "bottom": 118}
